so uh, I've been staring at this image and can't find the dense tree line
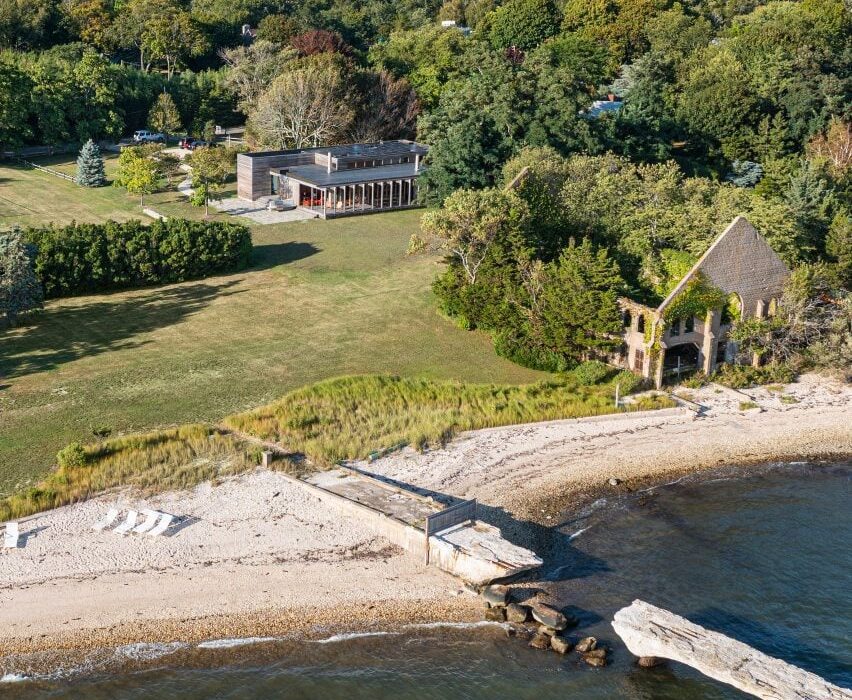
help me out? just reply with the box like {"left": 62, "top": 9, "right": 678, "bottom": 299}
{"left": 0, "top": 45, "right": 239, "bottom": 149}
{"left": 22, "top": 219, "right": 252, "bottom": 297}
{"left": 413, "top": 145, "right": 850, "bottom": 371}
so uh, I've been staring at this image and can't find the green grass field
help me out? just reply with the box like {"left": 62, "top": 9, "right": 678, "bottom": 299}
{"left": 0, "top": 156, "right": 545, "bottom": 495}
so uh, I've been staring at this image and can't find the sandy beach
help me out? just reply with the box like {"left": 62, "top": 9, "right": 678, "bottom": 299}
{"left": 0, "top": 470, "right": 478, "bottom": 660}
{"left": 1, "top": 374, "right": 850, "bottom": 666}
{"left": 363, "top": 373, "right": 852, "bottom": 521}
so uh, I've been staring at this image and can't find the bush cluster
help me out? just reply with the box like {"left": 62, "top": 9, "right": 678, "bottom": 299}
{"left": 24, "top": 219, "right": 253, "bottom": 298}
{"left": 713, "top": 362, "right": 794, "bottom": 389}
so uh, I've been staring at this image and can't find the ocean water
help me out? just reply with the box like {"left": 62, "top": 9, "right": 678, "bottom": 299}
{"left": 3, "top": 461, "right": 850, "bottom": 699}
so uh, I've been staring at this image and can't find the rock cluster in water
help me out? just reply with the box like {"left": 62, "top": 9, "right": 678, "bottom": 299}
{"left": 479, "top": 585, "right": 609, "bottom": 667}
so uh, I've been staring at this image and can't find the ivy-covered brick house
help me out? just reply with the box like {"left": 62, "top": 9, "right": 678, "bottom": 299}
{"left": 618, "top": 216, "right": 790, "bottom": 387}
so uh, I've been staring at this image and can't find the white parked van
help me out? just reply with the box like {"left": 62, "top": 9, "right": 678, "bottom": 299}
{"left": 133, "top": 130, "right": 166, "bottom": 143}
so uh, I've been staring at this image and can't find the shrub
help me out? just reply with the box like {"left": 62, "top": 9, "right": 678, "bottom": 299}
{"left": 569, "top": 360, "right": 614, "bottom": 385}
{"left": 24, "top": 219, "right": 253, "bottom": 298}
{"left": 714, "top": 362, "right": 794, "bottom": 389}
{"left": 634, "top": 393, "right": 678, "bottom": 411}
{"left": 494, "top": 330, "right": 570, "bottom": 372}
{"left": 57, "top": 442, "right": 86, "bottom": 468}
{"left": 739, "top": 401, "right": 760, "bottom": 411}
{"left": 680, "top": 371, "right": 709, "bottom": 389}
{"left": 610, "top": 369, "right": 642, "bottom": 394}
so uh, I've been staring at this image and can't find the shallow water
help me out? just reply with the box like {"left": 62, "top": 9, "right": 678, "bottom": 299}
{"left": 3, "top": 461, "right": 850, "bottom": 699}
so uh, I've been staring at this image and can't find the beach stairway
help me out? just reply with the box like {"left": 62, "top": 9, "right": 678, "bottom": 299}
{"left": 293, "top": 467, "right": 542, "bottom": 586}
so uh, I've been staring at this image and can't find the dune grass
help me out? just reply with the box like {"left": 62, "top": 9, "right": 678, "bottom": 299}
{"left": 224, "top": 368, "right": 663, "bottom": 466}
{"left": 0, "top": 366, "right": 677, "bottom": 520}
{"left": 0, "top": 425, "right": 258, "bottom": 521}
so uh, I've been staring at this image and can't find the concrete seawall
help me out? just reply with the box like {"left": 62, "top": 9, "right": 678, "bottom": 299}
{"left": 281, "top": 467, "right": 541, "bottom": 586}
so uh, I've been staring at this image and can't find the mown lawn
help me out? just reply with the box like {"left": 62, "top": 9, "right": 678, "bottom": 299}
{"left": 0, "top": 158, "right": 545, "bottom": 494}
{"left": 0, "top": 154, "right": 233, "bottom": 227}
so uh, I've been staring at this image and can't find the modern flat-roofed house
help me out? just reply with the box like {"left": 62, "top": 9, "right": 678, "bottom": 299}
{"left": 617, "top": 216, "right": 789, "bottom": 387}
{"left": 236, "top": 140, "right": 428, "bottom": 218}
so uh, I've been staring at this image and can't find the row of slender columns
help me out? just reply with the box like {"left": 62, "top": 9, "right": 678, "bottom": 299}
{"left": 319, "top": 179, "right": 418, "bottom": 216}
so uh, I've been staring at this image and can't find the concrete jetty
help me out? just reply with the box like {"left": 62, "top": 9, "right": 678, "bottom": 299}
{"left": 613, "top": 600, "right": 852, "bottom": 700}
{"left": 293, "top": 466, "right": 542, "bottom": 586}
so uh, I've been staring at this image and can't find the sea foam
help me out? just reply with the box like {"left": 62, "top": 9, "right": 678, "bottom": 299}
{"left": 114, "top": 642, "right": 185, "bottom": 661}
{"left": 312, "top": 631, "right": 401, "bottom": 644}
{"left": 197, "top": 637, "right": 279, "bottom": 649}
{"left": 1, "top": 674, "right": 29, "bottom": 683}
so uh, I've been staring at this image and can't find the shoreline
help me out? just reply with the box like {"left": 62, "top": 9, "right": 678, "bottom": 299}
{"left": 362, "top": 374, "right": 852, "bottom": 525}
{"left": 1, "top": 597, "right": 484, "bottom": 677}
{"left": 1, "top": 374, "right": 850, "bottom": 672}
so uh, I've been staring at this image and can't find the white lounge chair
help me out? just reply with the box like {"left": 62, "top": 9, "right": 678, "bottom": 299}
{"left": 3, "top": 522, "right": 19, "bottom": 549}
{"left": 132, "top": 509, "right": 161, "bottom": 534}
{"left": 113, "top": 510, "right": 138, "bottom": 535}
{"left": 92, "top": 508, "right": 120, "bottom": 532}
{"left": 148, "top": 513, "right": 174, "bottom": 537}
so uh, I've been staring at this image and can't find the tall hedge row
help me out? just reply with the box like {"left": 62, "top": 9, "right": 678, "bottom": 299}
{"left": 24, "top": 219, "right": 253, "bottom": 298}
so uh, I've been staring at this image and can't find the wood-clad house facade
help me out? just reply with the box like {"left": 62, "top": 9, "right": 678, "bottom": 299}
{"left": 236, "top": 141, "right": 429, "bottom": 218}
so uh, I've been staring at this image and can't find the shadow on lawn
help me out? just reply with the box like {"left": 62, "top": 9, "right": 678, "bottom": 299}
{"left": 0, "top": 280, "right": 242, "bottom": 379}
{"left": 250, "top": 241, "right": 320, "bottom": 271}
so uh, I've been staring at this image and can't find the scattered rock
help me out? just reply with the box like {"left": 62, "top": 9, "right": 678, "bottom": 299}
{"left": 528, "top": 633, "right": 551, "bottom": 650}
{"left": 506, "top": 624, "right": 533, "bottom": 641}
{"left": 582, "top": 653, "right": 608, "bottom": 667}
{"left": 638, "top": 656, "right": 664, "bottom": 668}
{"left": 481, "top": 585, "right": 509, "bottom": 607}
{"left": 506, "top": 603, "right": 530, "bottom": 623}
{"left": 583, "top": 647, "right": 607, "bottom": 659}
{"left": 609, "top": 478, "right": 621, "bottom": 486}
{"left": 485, "top": 606, "right": 507, "bottom": 622}
{"left": 530, "top": 603, "right": 567, "bottom": 631}
{"left": 550, "top": 636, "right": 572, "bottom": 654}
{"left": 575, "top": 636, "right": 597, "bottom": 653}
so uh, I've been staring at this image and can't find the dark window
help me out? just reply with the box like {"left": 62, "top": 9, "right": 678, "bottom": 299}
{"left": 637, "top": 315, "right": 645, "bottom": 333}
{"left": 684, "top": 316, "right": 695, "bottom": 333}
{"left": 623, "top": 311, "right": 632, "bottom": 328}
{"left": 670, "top": 320, "right": 681, "bottom": 337}
{"left": 716, "top": 341, "right": 728, "bottom": 364}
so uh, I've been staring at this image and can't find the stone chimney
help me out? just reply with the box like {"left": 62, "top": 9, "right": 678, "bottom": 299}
{"left": 327, "top": 152, "right": 332, "bottom": 173}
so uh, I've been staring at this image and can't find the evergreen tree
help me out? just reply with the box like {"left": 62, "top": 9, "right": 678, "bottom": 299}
{"left": 147, "top": 92, "right": 182, "bottom": 136}
{"left": 0, "top": 228, "right": 43, "bottom": 326}
{"left": 826, "top": 211, "right": 852, "bottom": 287}
{"left": 75, "top": 139, "right": 107, "bottom": 187}
{"left": 726, "top": 160, "right": 764, "bottom": 188}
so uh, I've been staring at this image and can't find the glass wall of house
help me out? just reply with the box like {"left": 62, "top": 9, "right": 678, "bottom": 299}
{"left": 291, "top": 178, "right": 420, "bottom": 217}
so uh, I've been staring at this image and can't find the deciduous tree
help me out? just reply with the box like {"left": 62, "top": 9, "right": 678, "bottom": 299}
{"left": 413, "top": 188, "right": 528, "bottom": 285}
{"left": 187, "top": 146, "right": 233, "bottom": 216}
{"left": 248, "top": 61, "right": 353, "bottom": 149}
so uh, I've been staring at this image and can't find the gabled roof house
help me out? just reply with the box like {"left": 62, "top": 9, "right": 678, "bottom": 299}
{"left": 618, "top": 216, "right": 790, "bottom": 387}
